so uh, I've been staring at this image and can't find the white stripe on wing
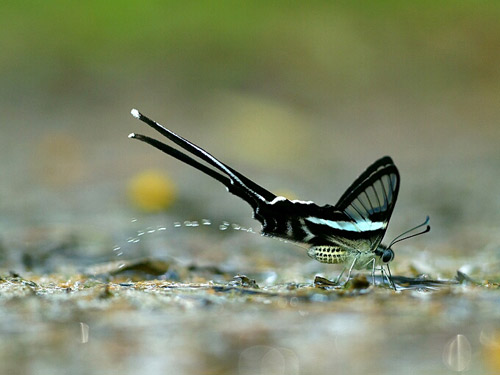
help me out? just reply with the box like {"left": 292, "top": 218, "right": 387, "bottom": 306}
{"left": 305, "top": 217, "right": 385, "bottom": 232}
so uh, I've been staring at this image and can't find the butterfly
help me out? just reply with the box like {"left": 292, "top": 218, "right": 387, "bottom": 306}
{"left": 129, "top": 109, "right": 429, "bottom": 289}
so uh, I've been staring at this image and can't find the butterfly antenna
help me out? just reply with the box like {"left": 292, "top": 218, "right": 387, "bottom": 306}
{"left": 385, "top": 264, "right": 397, "bottom": 290}
{"left": 388, "top": 216, "right": 430, "bottom": 248}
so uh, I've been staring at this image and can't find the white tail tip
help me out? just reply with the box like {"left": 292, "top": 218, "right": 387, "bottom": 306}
{"left": 130, "top": 109, "right": 140, "bottom": 118}
{"left": 128, "top": 133, "right": 136, "bottom": 138}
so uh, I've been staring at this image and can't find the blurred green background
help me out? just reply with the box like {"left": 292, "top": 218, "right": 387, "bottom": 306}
{"left": 1, "top": 1, "right": 500, "bottom": 264}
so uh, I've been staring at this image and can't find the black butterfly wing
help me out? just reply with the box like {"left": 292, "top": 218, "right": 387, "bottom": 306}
{"left": 333, "top": 156, "right": 400, "bottom": 251}
{"left": 129, "top": 109, "right": 277, "bottom": 214}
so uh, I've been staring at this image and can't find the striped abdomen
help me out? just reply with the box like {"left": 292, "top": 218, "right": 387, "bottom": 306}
{"left": 307, "top": 245, "right": 348, "bottom": 264}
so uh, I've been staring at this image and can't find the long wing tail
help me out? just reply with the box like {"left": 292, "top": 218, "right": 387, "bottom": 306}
{"left": 129, "top": 109, "right": 277, "bottom": 211}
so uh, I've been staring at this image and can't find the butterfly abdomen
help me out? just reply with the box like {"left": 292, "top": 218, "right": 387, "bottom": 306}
{"left": 307, "top": 246, "right": 348, "bottom": 264}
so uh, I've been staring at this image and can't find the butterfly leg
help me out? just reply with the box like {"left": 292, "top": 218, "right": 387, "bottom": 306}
{"left": 385, "top": 264, "right": 397, "bottom": 290}
{"left": 356, "top": 257, "right": 377, "bottom": 286}
{"left": 379, "top": 265, "right": 397, "bottom": 290}
{"left": 333, "top": 266, "right": 347, "bottom": 284}
{"left": 379, "top": 266, "right": 387, "bottom": 284}
{"left": 345, "top": 254, "right": 360, "bottom": 282}
{"left": 369, "top": 258, "right": 377, "bottom": 286}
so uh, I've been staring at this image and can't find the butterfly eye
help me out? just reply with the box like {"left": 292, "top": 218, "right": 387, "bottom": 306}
{"left": 382, "top": 249, "right": 394, "bottom": 263}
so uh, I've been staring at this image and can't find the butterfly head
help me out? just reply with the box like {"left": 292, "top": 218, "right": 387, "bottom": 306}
{"left": 373, "top": 243, "right": 395, "bottom": 265}
{"left": 380, "top": 247, "right": 395, "bottom": 264}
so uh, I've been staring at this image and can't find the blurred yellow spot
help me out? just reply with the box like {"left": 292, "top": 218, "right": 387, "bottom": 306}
{"left": 481, "top": 330, "right": 500, "bottom": 372}
{"left": 206, "top": 91, "right": 311, "bottom": 167}
{"left": 128, "top": 170, "right": 177, "bottom": 212}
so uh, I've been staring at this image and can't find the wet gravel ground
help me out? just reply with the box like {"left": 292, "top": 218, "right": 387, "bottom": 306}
{"left": 1, "top": 266, "right": 500, "bottom": 375}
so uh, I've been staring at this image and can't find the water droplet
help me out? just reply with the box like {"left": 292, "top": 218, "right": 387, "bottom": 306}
{"left": 443, "top": 334, "right": 471, "bottom": 372}
{"left": 137, "top": 231, "right": 145, "bottom": 236}
{"left": 173, "top": 222, "right": 181, "bottom": 228}
{"left": 184, "top": 220, "right": 192, "bottom": 227}
{"left": 231, "top": 223, "right": 241, "bottom": 230}
{"left": 310, "top": 293, "right": 328, "bottom": 302}
{"left": 79, "top": 322, "right": 89, "bottom": 344}
{"left": 479, "top": 329, "right": 499, "bottom": 347}
{"left": 157, "top": 226, "right": 167, "bottom": 231}
{"left": 112, "top": 246, "right": 121, "bottom": 252}
{"left": 147, "top": 227, "right": 155, "bottom": 234}
{"left": 191, "top": 221, "right": 199, "bottom": 227}
{"left": 239, "top": 346, "right": 298, "bottom": 375}
{"left": 202, "top": 219, "right": 212, "bottom": 226}
{"left": 118, "top": 263, "right": 125, "bottom": 269}
{"left": 116, "top": 252, "right": 123, "bottom": 257}
{"left": 263, "top": 272, "right": 278, "bottom": 284}
{"left": 131, "top": 218, "right": 138, "bottom": 223}
{"left": 219, "top": 221, "right": 230, "bottom": 231}
{"left": 126, "top": 237, "right": 134, "bottom": 243}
